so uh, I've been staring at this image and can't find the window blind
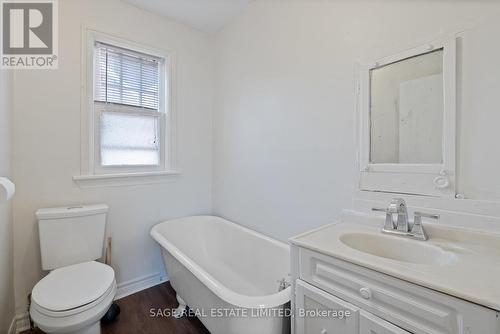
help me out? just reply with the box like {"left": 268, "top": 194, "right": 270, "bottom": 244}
{"left": 94, "top": 42, "right": 161, "bottom": 110}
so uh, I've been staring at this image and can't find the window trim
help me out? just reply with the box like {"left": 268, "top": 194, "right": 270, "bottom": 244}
{"left": 77, "top": 28, "right": 179, "bottom": 186}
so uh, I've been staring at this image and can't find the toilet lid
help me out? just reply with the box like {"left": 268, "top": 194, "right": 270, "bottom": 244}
{"left": 32, "top": 261, "right": 115, "bottom": 312}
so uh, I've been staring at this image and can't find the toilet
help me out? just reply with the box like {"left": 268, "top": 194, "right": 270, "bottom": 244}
{"left": 30, "top": 204, "right": 116, "bottom": 334}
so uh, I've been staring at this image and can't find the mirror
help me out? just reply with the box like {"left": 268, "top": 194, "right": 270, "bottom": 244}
{"left": 370, "top": 49, "right": 444, "bottom": 164}
{"left": 359, "top": 39, "right": 456, "bottom": 197}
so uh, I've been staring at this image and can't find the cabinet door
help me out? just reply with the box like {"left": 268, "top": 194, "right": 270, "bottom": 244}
{"left": 295, "top": 280, "right": 360, "bottom": 334}
{"left": 360, "top": 311, "right": 411, "bottom": 334}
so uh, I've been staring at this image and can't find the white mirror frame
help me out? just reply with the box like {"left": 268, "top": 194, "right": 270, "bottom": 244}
{"left": 358, "top": 37, "right": 457, "bottom": 198}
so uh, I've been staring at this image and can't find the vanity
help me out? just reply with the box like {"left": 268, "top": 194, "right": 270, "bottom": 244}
{"left": 288, "top": 31, "right": 500, "bottom": 333}
{"left": 289, "top": 206, "right": 500, "bottom": 334}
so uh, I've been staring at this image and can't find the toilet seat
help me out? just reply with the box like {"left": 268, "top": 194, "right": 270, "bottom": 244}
{"left": 30, "top": 261, "right": 116, "bottom": 334}
{"left": 32, "top": 261, "right": 115, "bottom": 312}
{"left": 32, "top": 280, "right": 116, "bottom": 318}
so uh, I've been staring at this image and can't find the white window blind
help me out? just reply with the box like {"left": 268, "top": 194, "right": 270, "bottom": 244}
{"left": 94, "top": 42, "right": 161, "bottom": 110}
{"left": 93, "top": 41, "right": 165, "bottom": 168}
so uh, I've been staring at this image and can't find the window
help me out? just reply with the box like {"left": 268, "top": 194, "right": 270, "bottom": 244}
{"left": 94, "top": 42, "right": 164, "bottom": 168}
{"left": 77, "top": 30, "right": 177, "bottom": 185}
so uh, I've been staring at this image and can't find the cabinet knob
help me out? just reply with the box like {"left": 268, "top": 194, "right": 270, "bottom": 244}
{"left": 320, "top": 329, "right": 328, "bottom": 334}
{"left": 359, "top": 287, "right": 372, "bottom": 299}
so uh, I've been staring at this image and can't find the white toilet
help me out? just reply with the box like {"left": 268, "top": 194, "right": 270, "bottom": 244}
{"left": 30, "top": 204, "right": 117, "bottom": 334}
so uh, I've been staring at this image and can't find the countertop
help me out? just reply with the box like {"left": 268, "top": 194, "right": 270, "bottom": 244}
{"left": 290, "top": 212, "right": 500, "bottom": 311}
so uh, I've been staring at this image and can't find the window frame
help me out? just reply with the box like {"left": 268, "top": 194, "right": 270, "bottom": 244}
{"left": 78, "top": 28, "right": 178, "bottom": 184}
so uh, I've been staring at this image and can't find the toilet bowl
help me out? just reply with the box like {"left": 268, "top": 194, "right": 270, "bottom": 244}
{"left": 30, "top": 261, "right": 116, "bottom": 334}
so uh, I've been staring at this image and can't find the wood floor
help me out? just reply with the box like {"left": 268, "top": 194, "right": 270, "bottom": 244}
{"left": 22, "top": 282, "right": 210, "bottom": 334}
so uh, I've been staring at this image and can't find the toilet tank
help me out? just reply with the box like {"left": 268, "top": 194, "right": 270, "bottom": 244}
{"left": 36, "top": 204, "right": 109, "bottom": 270}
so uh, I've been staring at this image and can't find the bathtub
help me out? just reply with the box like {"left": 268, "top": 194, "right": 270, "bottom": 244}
{"left": 151, "top": 215, "right": 291, "bottom": 334}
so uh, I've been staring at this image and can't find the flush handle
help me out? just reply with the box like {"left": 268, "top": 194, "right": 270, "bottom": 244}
{"left": 359, "top": 287, "right": 372, "bottom": 300}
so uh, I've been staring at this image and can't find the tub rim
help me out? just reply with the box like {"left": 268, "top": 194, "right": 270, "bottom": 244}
{"left": 150, "top": 215, "right": 291, "bottom": 309}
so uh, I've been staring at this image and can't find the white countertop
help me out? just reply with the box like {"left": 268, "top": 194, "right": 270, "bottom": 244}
{"left": 290, "top": 212, "right": 500, "bottom": 311}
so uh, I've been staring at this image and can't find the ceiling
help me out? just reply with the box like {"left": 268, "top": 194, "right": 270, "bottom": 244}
{"left": 122, "top": 0, "right": 253, "bottom": 33}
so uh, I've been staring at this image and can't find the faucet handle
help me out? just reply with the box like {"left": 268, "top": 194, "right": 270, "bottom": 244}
{"left": 372, "top": 207, "right": 396, "bottom": 230}
{"left": 371, "top": 207, "right": 388, "bottom": 213}
{"left": 414, "top": 212, "right": 440, "bottom": 220}
{"left": 411, "top": 212, "right": 439, "bottom": 241}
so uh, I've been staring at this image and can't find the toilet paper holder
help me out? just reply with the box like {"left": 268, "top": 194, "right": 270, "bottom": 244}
{"left": 0, "top": 177, "right": 15, "bottom": 202}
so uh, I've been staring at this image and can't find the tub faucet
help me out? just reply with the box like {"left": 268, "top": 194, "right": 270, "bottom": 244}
{"left": 277, "top": 277, "right": 291, "bottom": 291}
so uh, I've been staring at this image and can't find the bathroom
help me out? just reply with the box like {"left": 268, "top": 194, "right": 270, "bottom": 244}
{"left": 0, "top": 0, "right": 499, "bottom": 333}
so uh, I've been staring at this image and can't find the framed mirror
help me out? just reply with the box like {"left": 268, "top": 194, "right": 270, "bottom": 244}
{"left": 358, "top": 38, "right": 456, "bottom": 197}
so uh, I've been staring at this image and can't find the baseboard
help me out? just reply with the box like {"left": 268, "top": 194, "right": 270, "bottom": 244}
{"left": 14, "top": 312, "right": 29, "bottom": 334}
{"left": 115, "top": 272, "right": 167, "bottom": 300}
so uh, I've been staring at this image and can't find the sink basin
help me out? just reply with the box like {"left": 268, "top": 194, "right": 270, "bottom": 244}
{"left": 339, "top": 232, "right": 457, "bottom": 265}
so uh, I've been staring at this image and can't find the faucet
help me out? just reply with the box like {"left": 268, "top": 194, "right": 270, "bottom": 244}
{"left": 372, "top": 198, "right": 439, "bottom": 241}
{"left": 388, "top": 198, "right": 409, "bottom": 232}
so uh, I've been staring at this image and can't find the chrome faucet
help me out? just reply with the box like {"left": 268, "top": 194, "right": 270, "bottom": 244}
{"left": 389, "top": 198, "right": 409, "bottom": 232}
{"left": 372, "top": 198, "right": 439, "bottom": 241}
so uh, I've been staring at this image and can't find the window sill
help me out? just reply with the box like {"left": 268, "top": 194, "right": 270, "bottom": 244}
{"left": 73, "top": 170, "right": 181, "bottom": 188}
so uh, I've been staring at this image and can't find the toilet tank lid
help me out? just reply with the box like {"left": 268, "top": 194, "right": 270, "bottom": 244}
{"left": 36, "top": 204, "right": 109, "bottom": 220}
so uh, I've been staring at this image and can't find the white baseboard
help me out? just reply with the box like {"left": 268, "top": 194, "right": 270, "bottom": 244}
{"left": 115, "top": 272, "right": 167, "bottom": 300}
{"left": 14, "top": 312, "right": 30, "bottom": 334}
{"left": 13, "top": 273, "right": 167, "bottom": 333}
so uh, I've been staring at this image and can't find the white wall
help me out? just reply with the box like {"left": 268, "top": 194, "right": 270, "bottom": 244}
{"left": 11, "top": 0, "right": 500, "bottom": 323}
{"left": 212, "top": 1, "right": 500, "bottom": 242}
{"left": 455, "top": 20, "right": 500, "bottom": 201}
{"left": 0, "top": 70, "right": 15, "bottom": 333}
{"left": 12, "top": 0, "right": 213, "bottom": 315}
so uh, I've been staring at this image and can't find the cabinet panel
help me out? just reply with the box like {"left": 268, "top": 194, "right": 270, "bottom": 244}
{"left": 360, "top": 311, "right": 410, "bottom": 334}
{"left": 299, "top": 248, "right": 499, "bottom": 334}
{"left": 295, "top": 280, "right": 359, "bottom": 334}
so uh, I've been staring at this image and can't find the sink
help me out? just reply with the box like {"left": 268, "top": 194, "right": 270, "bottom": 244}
{"left": 339, "top": 232, "right": 457, "bottom": 265}
{"left": 290, "top": 214, "right": 500, "bottom": 312}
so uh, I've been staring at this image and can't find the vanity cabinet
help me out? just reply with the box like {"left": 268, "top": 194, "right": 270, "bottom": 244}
{"left": 291, "top": 246, "right": 500, "bottom": 334}
{"left": 360, "top": 311, "right": 411, "bottom": 334}
{"left": 295, "top": 279, "right": 410, "bottom": 334}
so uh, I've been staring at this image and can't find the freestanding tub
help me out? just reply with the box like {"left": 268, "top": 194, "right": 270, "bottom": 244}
{"left": 151, "top": 215, "right": 291, "bottom": 334}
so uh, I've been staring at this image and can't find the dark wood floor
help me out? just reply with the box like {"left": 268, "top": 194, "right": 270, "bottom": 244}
{"left": 22, "top": 282, "right": 210, "bottom": 334}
